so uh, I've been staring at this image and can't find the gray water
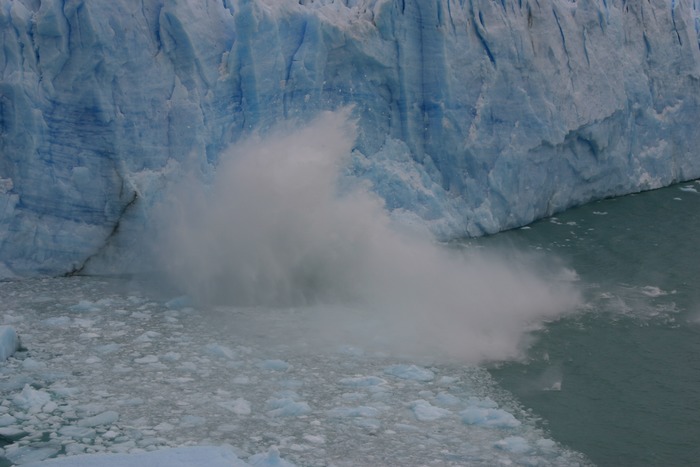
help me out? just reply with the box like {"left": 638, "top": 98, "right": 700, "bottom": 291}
{"left": 484, "top": 181, "right": 700, "bottom": 466}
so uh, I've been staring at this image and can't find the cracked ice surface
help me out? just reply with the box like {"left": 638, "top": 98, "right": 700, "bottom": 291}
{"left": 0, "top": 277, "right": 589, "bottom": 466}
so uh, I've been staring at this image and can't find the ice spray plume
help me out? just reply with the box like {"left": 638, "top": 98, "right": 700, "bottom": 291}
{"left": 155, "top": 110, "right": 580, "bottom": 363}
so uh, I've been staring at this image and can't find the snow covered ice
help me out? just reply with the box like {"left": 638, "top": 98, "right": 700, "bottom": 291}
{"left": 0, "top": 277, "right": 590, "bottom": 466}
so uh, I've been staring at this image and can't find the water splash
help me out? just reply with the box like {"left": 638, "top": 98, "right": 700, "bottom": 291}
{"left": 155, "top": 110, "right": 580, "bottom": 362}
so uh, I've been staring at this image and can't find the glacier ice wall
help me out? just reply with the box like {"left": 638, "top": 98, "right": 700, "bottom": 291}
{"left": 1, "top": 0, "right": 700, "bottom": 277}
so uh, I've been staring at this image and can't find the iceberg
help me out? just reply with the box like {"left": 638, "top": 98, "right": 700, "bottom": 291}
{"left": 1, "top": 0, "right": 700, "bottom": 277}
{"left": 0, "top": 325, "right": 20, "bottom": 361}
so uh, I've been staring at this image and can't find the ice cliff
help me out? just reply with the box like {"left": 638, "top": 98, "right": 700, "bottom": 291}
{"left": 1, "top": 0, "right": 700, "bottom": 277}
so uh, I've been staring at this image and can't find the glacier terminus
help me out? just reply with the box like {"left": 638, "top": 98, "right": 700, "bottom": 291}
{"left": 1, "top": 0, "right": 700, "bottom": 277}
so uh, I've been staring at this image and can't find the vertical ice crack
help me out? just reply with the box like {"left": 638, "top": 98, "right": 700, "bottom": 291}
{"left": 469, "top": 0, "right": 496, "bottom": 65}
{"left": 671, "top": 0, "right": 683, "bottom": 46}
{"left": 64, "top": 190, "right": 138, "bottom": 277}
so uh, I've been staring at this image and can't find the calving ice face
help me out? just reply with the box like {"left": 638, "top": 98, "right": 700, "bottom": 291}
{"left": 1, "top": 0, "right": 700, "bottom": 276}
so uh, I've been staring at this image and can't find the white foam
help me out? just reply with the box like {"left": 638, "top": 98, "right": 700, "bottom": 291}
{"left": 640, "top": 285, "right": 667, "bottom": 297}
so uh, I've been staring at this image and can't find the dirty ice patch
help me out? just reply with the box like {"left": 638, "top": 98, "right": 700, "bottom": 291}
{"left": 21, "top": 445, "right": 251, "bottom": 467}
{"left": 0, "top": 325, "right": 20, "bottom": 361}
{"left": 383, "top": 364, "right": 434, "bottom": 381}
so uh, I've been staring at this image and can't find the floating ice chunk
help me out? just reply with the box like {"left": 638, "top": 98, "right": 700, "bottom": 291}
{"left": 302, "top": 434, "right": 325, "bottom": 444}
{"left": 410, "top": 400, "right": 452, "bottom": 421}
{"left": 50, "top": 386, "right": 80, "bottom": 398}
{"left": 341, "top": 392, "right": 365, "bottom": 402}
{"left": 162, "top": 351, "right": 181, "bottom": 361}
{"left": 353, "top": 417, "right": 381, "bottom": 432}
{"left": 266, "top": 398, "right": 311, "bottom": 417}
{"left": 96, "top": 344, "right": 121, "bottom": 354}
{"left": 204, "top": 344, "right": 237, "bottom": 359}
{"left": 383, "top": 364, "right": 435, "bottom": 381}
{"left": 0, "top": 325, "right": 20, "bottom": 361}
{"left": 21, "top": 445, "right": 250, "bottom": 467}
{"left": 13, "top": 385, "right": 51, "bottom": 411}
{"left": 5, "top": 446, "right": 60, "bottom": 465}
{"left": 679, "top": 185, "right": 698, "bottom": 193}
{"left": 154, "top": 422, "right": 174, "bottom": 432}
{"left": 0, "top": 426, "right": 27, "bottom": 441}
{"left": 180, "top": 415, "right": 206, "bottom": 427}
{"left": 218, "top": 398, "right": 251, "bottom": 415}
{"left": 58, "top": 425, "right": 96, "bottom": 439}
{"left": 0, "top": 414, "right": 17, "bottom": 426}
{"left": 134, "top": 355, "right": 159, "bottom": 364}
{"left": 0, "top": 375, "right": 32, "bottom": 392}
{"left": 336, "top": 345, "right": 364, "bottom": 356}
{"left": 70, "top": 300, "right": 101, "bottom": 312}
{"left": 165, "top": 296, "right": 193, "bottom": 310}
{"left": 258, "top": 360, "right": 290, "bottom": 371}
{"left": 339, "top": 376, "right": 387, "bottom": 387}
{"left": 102, "top": 430, "right": 119, "bottom": 440}
{"left": 41, "top": 317, "right": 71, "bottom": 327}
{"left": 494, "top": 436, "right": 531, "bottom": 454}
{"left": 437, "top": 376, "right": 460, "bottom": 386}
{"left": 434, "top": 392, "right": 461, "bottom": 406}
{"left": 460, "top": 405, "right": 521, "bottom": 428}
{"left": 466, "top": 397, "right": 499, "bottom": 408}
{"left": 133, "top": 331, "right": 161, "bottom": 343}
{"left": 544, "top": 381, "right": 562, "bottom": 391}
{"left": 43, "top": 401, "right": 58, "bottom": 413}
{"left": 77, "top": 410, "right": 119, "bottom": 427}
{"left": 249, "top": 447, "right": 297, "bottom": 467}
{"left": 327, "top": 406, "right": 380, "bottom": 418}
{"left": 536, "top": 438, "right": 557, "bottom": 451}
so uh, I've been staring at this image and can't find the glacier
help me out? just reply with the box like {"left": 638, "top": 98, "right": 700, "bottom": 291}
{"left": 1, "top": 0, "right": 700, "bottom": 277}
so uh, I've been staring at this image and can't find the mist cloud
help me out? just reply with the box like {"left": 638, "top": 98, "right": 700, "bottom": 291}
{"left": 155, "top": 110, "right": 580, "bottom": 363}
